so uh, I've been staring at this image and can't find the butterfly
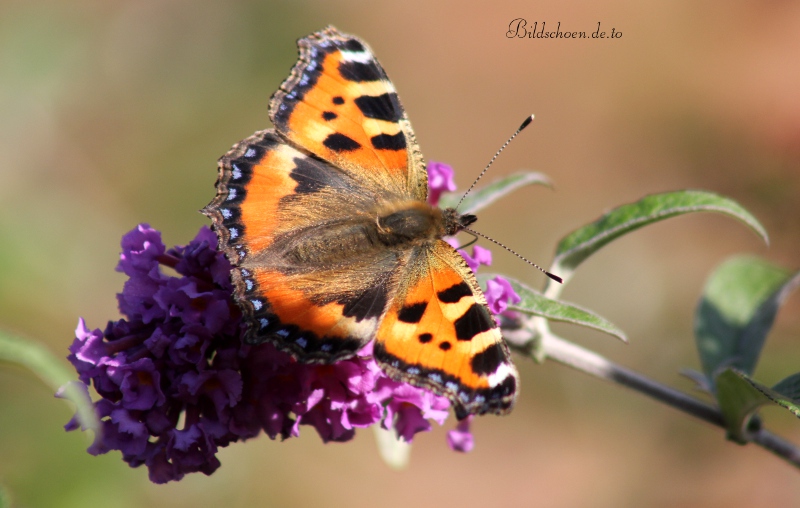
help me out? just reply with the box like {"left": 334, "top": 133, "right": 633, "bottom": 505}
{"left": 203, "top": 26, "right": 518, "bottom": 419}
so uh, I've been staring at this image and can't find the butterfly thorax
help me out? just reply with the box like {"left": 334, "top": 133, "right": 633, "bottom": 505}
{"left": 374, "top": 201, "right": 477, "bottom": 247}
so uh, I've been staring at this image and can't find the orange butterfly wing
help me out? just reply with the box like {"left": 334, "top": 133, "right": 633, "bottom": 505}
{"left": 203, "top": 129, "right": 398, "bottom": 361}
{"left": 374, "top": 241, "right": 519, "bottom": 418}
{"left": 270, "top": 26, "right": 427, "bottom": 201}
{"left": 205, "top": 26, "right": 519, "bottom": 417}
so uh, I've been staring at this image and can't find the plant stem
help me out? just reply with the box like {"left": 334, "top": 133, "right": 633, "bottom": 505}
{"left": 0, "top": 330, "right": 99, "bottom": 437}
{"left": 542, "top": 333, "right": 800, "bottom": 468}
{"left": 750, "top": 427, "right": 800, "bottom": 467}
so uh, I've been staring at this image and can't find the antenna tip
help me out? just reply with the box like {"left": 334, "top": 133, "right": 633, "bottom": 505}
{"left": 546, "top": 272, "right": 563, "bottom": 284}
{"left": 519, "top": 114, "right": 535, "bottom": 131}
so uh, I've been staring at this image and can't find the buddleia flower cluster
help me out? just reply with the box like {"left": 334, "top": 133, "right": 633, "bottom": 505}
{"left": 63, "top": 162, "right": 520, "bottom": 483}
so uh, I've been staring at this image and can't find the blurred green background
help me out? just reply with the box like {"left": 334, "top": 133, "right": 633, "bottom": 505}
{"left": 2, "top": 1, "right": 799, "bottom": 506}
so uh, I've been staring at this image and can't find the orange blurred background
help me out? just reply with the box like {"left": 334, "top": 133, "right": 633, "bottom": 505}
{"left": 1, "top": 1, "right": 799, "bottom": 506}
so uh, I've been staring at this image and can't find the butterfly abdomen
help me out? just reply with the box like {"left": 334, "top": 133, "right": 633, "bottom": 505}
{"left": 277, "top": 220, "right": 382, "bottom": 265}
{"left": 272, "top": 201, "right": 442, "bottom": 266}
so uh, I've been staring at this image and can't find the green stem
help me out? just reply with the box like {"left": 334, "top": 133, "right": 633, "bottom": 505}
{"left": 0, "top": 330, "right": 99, "bottom": 436}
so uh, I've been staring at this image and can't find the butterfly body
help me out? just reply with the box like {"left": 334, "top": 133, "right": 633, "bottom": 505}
{"left": 204, "top": 27, "right": 518, "bottom": 419}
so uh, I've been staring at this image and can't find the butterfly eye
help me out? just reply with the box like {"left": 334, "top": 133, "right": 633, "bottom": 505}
{"left": 459, "top": 213, "right": 478, "bottom": 228}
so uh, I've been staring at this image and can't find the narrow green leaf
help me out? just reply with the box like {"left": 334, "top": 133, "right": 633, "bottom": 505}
{"left": 695, "top": 257, "right": 800, "bottom": 382}
{"left": 551, "top": 190, "right": 768, "bottom": 283}
{"left": 484, "top": 274, "right": 627, "bottom": 343}
{"left": 716, "top": 368, "right": 800, "bottom": 443}
{"left": 0, "top": 330, "right": 99, "bottom": 436}
{"left": 438, "top": 171, "right": 552, "bottom": 214}
{"left": 773, "top": 373, "right": 800, "bottom": 402}
{"left": 373, "top": 425, "right": 411, "bottom": 470}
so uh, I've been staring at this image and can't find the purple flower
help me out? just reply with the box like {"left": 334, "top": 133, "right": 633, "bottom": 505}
{"left": 446, "top": 415, "right": 475, "bottom": 452}
{"left": 64, "top": 221, "right": 475, "bottom": 482}
{"left": 427, "top": 161, "right": 457, "bottom": 205}
{"left": 460, "top": 245, "right": 493, "bottom": 272}
{"left": 116, "top": 357, "right": 166, "bottom": 410}
{"left": 367, "top": 344, "right": 451, "bottom": 443}
{"left": 484, "top": 276, "right": 522, "bottom": 315}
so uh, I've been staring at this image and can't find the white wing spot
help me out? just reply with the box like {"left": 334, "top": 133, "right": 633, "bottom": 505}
{"left": 221, "top": 209, "right": 232, "bottom": 219}
{"left": 244, "top": 147, "right": 256, "bottom": 158}
{"left": 276, "top": 329, "right": 290, "bottom": 338}
{"left": 296, "top": 337, "right": 308, "bottom": 348}
{"left": 231, "top": 165, "right": 242, "bottom": 179}
{"left": 229, "top": 228, "right": 238, "bottom": 239}
{"left": 259, "top": 318, "right": 269, "bottom": 329}
{"left": 339, "top": 50, "right": 372, "bottom": 63}
{"left": 227, "top": 188, "right": 237, "bottom": 201}
{"left": 487, "top": 363, "right": 516, "bottom": 388}
{"left": 250, "top": 299, "right": 262, "bottom": 310}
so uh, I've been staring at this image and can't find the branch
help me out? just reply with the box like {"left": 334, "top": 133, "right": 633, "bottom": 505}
{"left": 541, "top": 333, "right": 800, "bottom": 468}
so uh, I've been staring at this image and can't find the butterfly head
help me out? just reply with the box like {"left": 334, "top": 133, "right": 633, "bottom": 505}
{"left": 441, "top": 207, "right": 477, "bottom": 237}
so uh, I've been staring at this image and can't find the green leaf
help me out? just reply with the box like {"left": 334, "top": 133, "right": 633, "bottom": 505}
{"left": 438, "top": 170, "right": 552, "bottom": 214}
{"left": 716, "top": 368, "right": 800, "bottom": 443}
{"left": 695, "top": 257, "right": 800, "bottom": 382}
{"left": 551, "top": 190, "right": 768, "bottom": 284}
{"left": 484, "top": 274, "right": 628, "bottom": 343}
{"left": 0, "top": 329, "right": 99, "bottom": 437}
{"left": 773, "top": 373, "right": 800, "bottom": 402}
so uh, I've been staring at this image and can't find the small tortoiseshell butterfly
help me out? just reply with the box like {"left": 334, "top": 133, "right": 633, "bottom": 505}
{"left": 203, "top": 26, "right": 518, "bottom": 419}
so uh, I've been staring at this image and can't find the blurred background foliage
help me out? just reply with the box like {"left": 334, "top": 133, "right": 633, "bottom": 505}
{"left": 1, "top": 0, "right": 799, "bottom": 506}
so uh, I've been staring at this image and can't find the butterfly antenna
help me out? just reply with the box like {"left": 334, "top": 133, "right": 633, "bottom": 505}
{"left": 456, "top": 114, "right": 535, "bottom": 210}
{"left": 464, "top": 227, "right": 562, "bottom": 283}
